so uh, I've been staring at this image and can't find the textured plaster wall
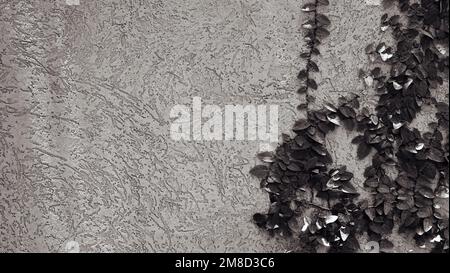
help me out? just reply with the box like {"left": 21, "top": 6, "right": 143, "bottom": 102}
{"left": 0, "top": 0, "right": 445, "bottom": 252}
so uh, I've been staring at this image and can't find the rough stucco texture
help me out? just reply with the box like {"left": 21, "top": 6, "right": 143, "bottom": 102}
{"left": 0, "top": 0, "right": 445, "bottom": 252}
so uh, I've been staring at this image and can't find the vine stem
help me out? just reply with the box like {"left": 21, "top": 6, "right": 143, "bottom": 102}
{"left": 304, "top": 201, "right": 331, "bottom": 211}
{"left": 304, "top": 0, "right": 319, "bottom": 111}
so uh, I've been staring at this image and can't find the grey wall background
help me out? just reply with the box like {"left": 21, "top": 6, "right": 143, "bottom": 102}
{"left": 0, "top": 0, "right": 447, "bottom": 252}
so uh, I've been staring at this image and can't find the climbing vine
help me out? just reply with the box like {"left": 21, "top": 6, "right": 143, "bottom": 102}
{"left": 251, "top": 0, "right": 449, "bottom": 253}
{"left": 297, "top": 0, "right": 330, "bottom": 110}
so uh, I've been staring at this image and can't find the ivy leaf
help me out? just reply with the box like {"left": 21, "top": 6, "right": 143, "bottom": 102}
{"left": 301, "top": 3, "right": 316, "bottom": 12}
{"left": 357, "top": 142, "right": 372, "bottom": 159}
{"left": 307, "top": 79, "right": 318, "bottom": 90}
{"left": 293, "top": 119, "right": 311, "bottom": 131}
{"left": 302, "top": 19, "right": 316, "bottom": 29}
{"left": 308, "top": 60, "right": 319, "bottom": 72}
{"left": 297, "top": 86, "right": 308, "bottom": 94}
{"left": 316, "top": 14, "right": 331, "bottom": 26}
{"left": 316, "top": 27, "right": 330, "bottom": 39}
{"left": 300, "top": 52, "right": 310, "bottom": 59}
{"left": 297, "top": 103, "right": 308, "bottom": 110}
{"left": 351, "top": 135, "right": 365, "bottom": 144}
{"left": 298, "top": 69, "right": 308, "bottom": 80}
{"left": 250, "top": 165, "right": 269, "bottom": 179}
{"left": 317, "top": 0, "right": 330, "bottom": 6}
{"left": 257, "top": 152, "right": 275, "bottom": 163}
{"left": 304, "top": 31, "right": 315, "bottom": 42}
{"left": 341, "top": 183, "right": 358, "bottom": 194}
{"left": 287, "top": 163, "right": 302, "bottom": 172}
{"left": 311, "top": 48, "right": 321, "bottom": 55}
{"left": 339, "top": 105, "right": 356, "bottom": 118}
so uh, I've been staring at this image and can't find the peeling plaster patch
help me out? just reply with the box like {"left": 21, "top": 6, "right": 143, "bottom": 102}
{"left": 365, "top": 0, "right": 381, "bottom": 5}
{"left": 64, "top": 241, "right": 80, "bottom": 253}
{"left": 66, "top": 0, "right": 80, "bottom": 5}
{"left": 259, "top": 142, "right": 278, "bottom": 153}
